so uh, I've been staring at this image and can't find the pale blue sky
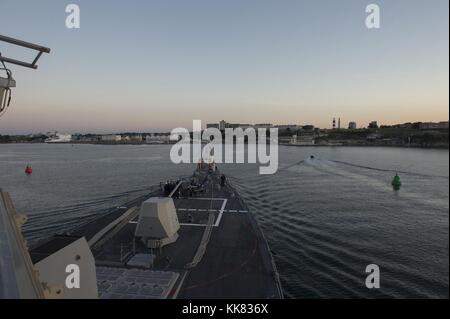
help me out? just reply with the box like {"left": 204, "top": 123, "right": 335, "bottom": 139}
{"left": 0, "top": 0, "right": 448, "bottom": 133}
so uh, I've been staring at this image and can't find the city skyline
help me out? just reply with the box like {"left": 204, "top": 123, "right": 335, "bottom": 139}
{"left": 0, "top": 0, "right": 448, "bottom": 134}
{"left": 4, "top": 118, "right": 448, "bottom": 136}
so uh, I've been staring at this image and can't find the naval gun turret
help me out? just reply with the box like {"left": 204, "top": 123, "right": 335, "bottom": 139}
{"left": 135, "top": 197, "right": 180, "bottom": 249}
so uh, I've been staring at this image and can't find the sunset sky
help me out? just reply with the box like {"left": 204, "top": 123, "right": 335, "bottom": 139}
{"left": 0, "top": 0, "right": 448, "bottom": 134}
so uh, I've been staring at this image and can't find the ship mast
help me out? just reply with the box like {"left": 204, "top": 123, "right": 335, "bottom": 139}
{"left": 0, "top": 34, "right": 50, "bottom": 117}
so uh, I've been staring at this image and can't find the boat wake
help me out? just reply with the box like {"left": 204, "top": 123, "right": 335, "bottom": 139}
{"left": 278, "top": 157, "right": 448, "bottom": 179}
{"left": 225, "top": 158, "right": 449, "bottom": 299}
{"left": 328, "top": 159, "right": 448, "bottom": 179}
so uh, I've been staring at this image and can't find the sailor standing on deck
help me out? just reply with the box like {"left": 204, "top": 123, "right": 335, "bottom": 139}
{"left": 220, "top": 174, "right": 226, "bottom": 187}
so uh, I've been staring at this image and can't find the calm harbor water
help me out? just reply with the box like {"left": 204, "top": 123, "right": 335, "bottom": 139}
{"left": 0, "top": 144, "right": 448, "bottom": 298}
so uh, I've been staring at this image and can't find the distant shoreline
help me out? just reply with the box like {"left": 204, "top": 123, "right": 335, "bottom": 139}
{"left": 0, "top": 141, "right": 448, "bottom": 150}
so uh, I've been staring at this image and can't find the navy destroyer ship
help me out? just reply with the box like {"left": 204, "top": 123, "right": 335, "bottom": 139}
{"left": 1, "top": 163, "right": 283, "bottom": 299}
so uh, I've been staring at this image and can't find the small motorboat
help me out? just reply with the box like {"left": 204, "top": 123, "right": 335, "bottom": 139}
{"left": 25, "top": 165, "right": 33, "bottom": 175}
{"left": 310, "top": 155, "right": 315, "bottom": 159}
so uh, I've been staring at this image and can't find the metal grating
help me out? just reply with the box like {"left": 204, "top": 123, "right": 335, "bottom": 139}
{"left": 96, "top": 267, "right": 179, "bottom": 299}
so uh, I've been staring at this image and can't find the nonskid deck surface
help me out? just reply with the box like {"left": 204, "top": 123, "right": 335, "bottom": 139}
{"left": 30, "top": 169, "right": 283, "bottom": 299}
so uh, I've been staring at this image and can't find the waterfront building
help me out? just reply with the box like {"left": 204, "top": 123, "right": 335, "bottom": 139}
{"left": 254, "top": 124, "right": 273, "bottom": 129}
{"left": 419, "top": 122, "right": 449, "bottom": 130}
{"left": 146, "top": 134, "right": 170, "bottom": 144}
{"left": 45, "top": 133, "right": 72, "bottom": 143}
{"left": 130, "top": 134, "right": 143, "bottom": 142}
{"left": 290, "top": 134, "right": 315, "bottom": 145}
{"left": 369, "top": 121, "right": 379, "bottom": 129}
{"left": 348, "top": 122, "right": 357, "bottom": 130}
{"left": 301, "top": 125, "right": 314, "bottom": 131}
{"left": 219, "top": 120, "right": 227, "bottom": 131}
{"left": 275, "top": 124, "right": 298, "bottom": 131}
{"left": 206, "top": 123, "right": 219, "bottom": 129}
{"left": 101, "top": 135, "right": 122, "bottom": 142}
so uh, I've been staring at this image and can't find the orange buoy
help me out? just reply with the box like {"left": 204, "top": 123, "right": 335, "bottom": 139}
{"left": 25, "top": 165, "right": 33, "bottom": 175}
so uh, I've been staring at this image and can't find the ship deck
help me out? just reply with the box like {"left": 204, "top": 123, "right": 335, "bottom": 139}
{"left": 30, "top": 168, "right": 283, "bottom": 299}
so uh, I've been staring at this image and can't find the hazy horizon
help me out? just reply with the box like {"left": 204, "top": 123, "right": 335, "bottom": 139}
{"left": 0, "top": 0, "right": 448, "bottom": 134}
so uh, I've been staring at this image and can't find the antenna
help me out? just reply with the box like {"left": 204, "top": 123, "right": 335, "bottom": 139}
{"left": 0, "top": 35, "right": 50, "bottom": 69}
{"left": 0, "top": 34, "right": 50, "bottom": 117}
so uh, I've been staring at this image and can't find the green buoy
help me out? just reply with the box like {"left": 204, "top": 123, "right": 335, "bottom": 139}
{"left": 392, "top": 173, "right": 402, "bottom": 190}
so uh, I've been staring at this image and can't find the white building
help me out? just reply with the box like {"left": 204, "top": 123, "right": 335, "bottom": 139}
{"left": 348, "top": 122, "right": 357, "bottom": 130}
{"left": 101, "top": 135, "right": 122, "bottom": 142}
{"left": 45, "top": 133, "right": 72, "bottom": 143}
{"left": 146, "top": 134, "right": 170, "bottom": 144}
{"left": 290, "top": 135, "right": 315, "bottom": 145}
